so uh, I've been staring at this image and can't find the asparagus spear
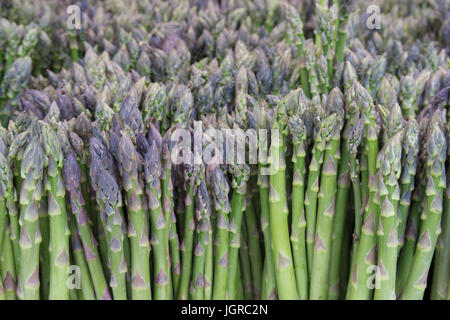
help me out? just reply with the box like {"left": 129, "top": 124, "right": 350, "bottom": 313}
{"left": 6, "top": 130, "right": 28, "bottom": 274}
{"left": 396, "top": 170, "right": 426, "bottom": 296}
{"left": 211, "top": 166, "right": 230, "bottom": 300}
{"left": 161, "top": 132, "right": 181, "bottom": 296}
{"left": 91, "top": 159, "right": 128, "bottom": 300}
{"left": 38, "top": 195, "right": 50, "bottom": 300}
{"left": 63, "top": 150, "right": 111, "bottom": 300}
{"left": 67, "top": 213, "right": 95, "bottom": 300}
{"left": 268, "top": 97, "right": 299, "bottom": 300}
{"left": 1, "top": 221, "right": 16, "bottom": 300}
{"left": 178, "top": 163, "right": 197, "bottom": 300}
{"left": 430, "top": 126, "right": 450, "bottom": 299}
{"left": 374, "top": 131, "right": 403, "bottom": 300}
{"left": 335, "top": 0, "right": 352, "bottom": 66}
{"left": 305, "top": 111, "right": 335, "bottom": 274}
{"left": 226, "top": 159, "right": 250, "bottom": 299}
{"left": 191, "top": 179, "right": 210, "bottom": 300}
{"left": 350, "top": 82, "right": 380, "bottom": 300}
{"left": 239, "top": 222, "right": 254, "bottom": 300}
{"left": 288, "top": 115, "right": 308, "bottom": 299}
{"left": 284, "top": 3, "right": 310, "bottom": 98}
{"left": 345, "top": 115, "right": 365, "bottom": 299}
{"left": 139, "top": 131, "right": 170, "bottom": 299}
{"left": 310, "top": 90, "right": 344, "bottom": 300}
{"left": 397, "top": 118, "right": 420, "bottom": 250}
{"left": 244, "top": 190, "right": 263, "bottom": 299}
{"left": 402, "top": 110, "right": 447, "bottom": 300}
{"left": 0, "top": 56, "right": 32, "bottom": 127}
{"left": 204, "top": 210, "right": 213, "bottom": 300}
{"left": 19, "top": 131, "right": 47, "bottom": 300}
{"left": 42, "top": 123, "right": 70, "bottom": 300}
{"left": 0, "top": 152, "right": 11, "bottom": 254}
{"left": 253, "top": 104, "right": 277, "bottom": 300}
{"left": 119, "top": 133, "right": 151, "bottom": 300}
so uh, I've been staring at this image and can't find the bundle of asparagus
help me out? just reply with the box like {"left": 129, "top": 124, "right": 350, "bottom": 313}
{"left": 0, "top": 0, "right": 449, "bottom": 300}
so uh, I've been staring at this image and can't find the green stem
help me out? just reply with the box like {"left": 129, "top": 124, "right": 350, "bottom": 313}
{"left": 269, "top": 127, "right": 299, "bottom": 300}
{"left": 402, "top": 125, "right": 446, "bottom": 300}
{"left": 38, "top": 199, "right": 50, "bottom": 299}
{"left": 203, "top": 225, "right": 213, "bottom": 300}
{"left": 258, "top": 166, "right": 277, "bottom": 300}
{"left": 178, "top": 185, "right": 195, "bottom": 300}
{"left": 125, "top": 181, "right": 151, "bottom": 299}
{"left": 374, "top": 136, "right": 402, "bottom": 300}
{"left": 396, "top": 188, "right": 424, "bottom": 296}
{"left": 350, "top": 122, "right": 379, "bottom": 300}
{"left": 290, "top": 139, "right": 308, "bottom": 299}
{"left": 148, "top": 180, "right": 169, "bottom": 299}
{"left": 69, "top": 215, "right": 95, "bottom": 300}
{"left": 310, "top": 130, "right": 341, "bottom": 300}
{"left": 305, "top": 147, "right": 324, "bottom": 274}
{"left": 346, "top": 157, "right": 362, "bottom": 298}
{"left": 226, "top": 191, "right": 245, "bottom": 299}
{"left": 47, "top": 159, "right": 70, "bottom": 300}
{"left": 430, "top": 172, "right": 450, "bottom": 299}
{"left": 211, "top": 167, "right": 230, "bottom": 300}
{"left": 239, "top": 227, "right": 253, "bottom": 300}
{"left": 328, "top": 138, "right": 350, "bottom": 299}
{"left": 1, "top": 223, "right": 17, "bottom": 300}
{"left": 245, "top": 197, "right": 263, "bottom": 299}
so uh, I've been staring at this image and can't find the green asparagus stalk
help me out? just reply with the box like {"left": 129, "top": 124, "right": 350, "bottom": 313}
{"left": 211, "top": 166, "right": 230, "bottom": 300}
{"left": 244, "top": 193, "right": 263, "bottom": 299}
{"left": 204, "top": 218, "right": 213, "bottom": 300}
{"left": 42, "top": 124, "right": 70, "bottom": 300}
{"left": 268, "top": 100, "right": 298, "bottom": 300}
{"left": 398, "top": 118, "right": 420, "bottom": 249}
{"left": 1, "top": 221, "right": 17, "bottom": 300}
{"left": 284, "top": 3, "right": 310, "bottom": 98}
{"left": 19, "top": 133, "right": 47, "bottom": 300}
{"left": 7, "top": 131, "right": 28, "bottom": 274}
{"left": 310, "top": 98, "right": 344, "bottom": 299}
{"left": 350, "top": 82, "right": 380, "bottom": 300}
{"left": 68, "top": 214, "right": 95, "bottom": 300}
{"left": 120, "top": 133, "right": 152, "bottom": 300}
{"left": 226, "top": 162, "right": 250, "bottom": 299}
{"left": 0, "top": 56, "right": 32, "bottom": 127}
{"left": 38, "top": 198, "right": 49, "bottom": 299}
{"left": 288, "top": 115, "right": 308, "bottom": 299}
{"left": 345, "top": 116, "right": 365, "bottom": 299}
{"left": 259, "top": 162, "right": 277, "bottom": 300}
{"left": 374, "top": 131, "right": 403, "bottom": 300}
{"left": 91, "top": 161, "right": 128, "bottom": 300}
{"left": 64, "top": 150, "right": 111, "bottom": 300}
{"left": 0, "top": 153, "right": 11, "bottom": 255}
{"left": 329, "top": 103, "right": 360, "bottom": 300}
{"left": 140, "top": 133, "right": 169, "bottom": 299}
{"left": 191, "top": 180, "right": 210, "bottom": 300}
{"left": 178, "top": 164, "right": 197, "bottom": 300}
{"left": 335, "top": 0, "right": 352, "bottom": 65}
{"left": 305, "top": 112, "right": 336, "bottom": 274}
{"left": 396, "top": 176, "right": 426, "bottom": 296}
{"left": 402, "top": 111, "right": 447, "bottom": 300}
{"left": 162, "top": 132, "right": 181, "bottom": 296}
{"left": 430, "top": 127, "right": 450, "bottom": 299}
{"left": 239, "top": 223, "right": 254, "bottom": 300}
